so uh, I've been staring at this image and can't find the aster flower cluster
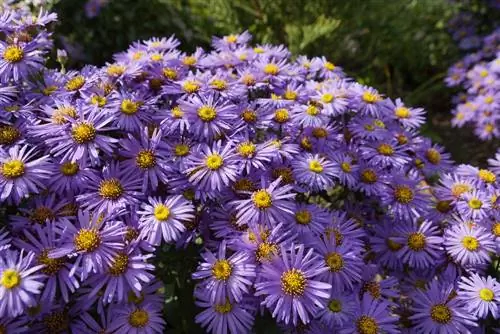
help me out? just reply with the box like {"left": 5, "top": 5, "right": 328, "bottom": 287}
{"left": 1, "top": 6, "right": 500, "bottom": 334}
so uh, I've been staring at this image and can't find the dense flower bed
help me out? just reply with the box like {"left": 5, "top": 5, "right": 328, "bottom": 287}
{"left": 1, "top": 6, "right": 500, "bottom": 334}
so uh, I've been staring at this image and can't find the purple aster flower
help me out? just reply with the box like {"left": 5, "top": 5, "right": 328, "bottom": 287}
{"left": 107, "top": 302, "right": 166, "bottom": 333}
{"left": 232, "top": 177, "right": 295, "bottom": 227}
{"left": 49, "top": 210, "right": 125, "bottom": 280}
{"left": 193, "top": 240, "right": 256, "bottom": 303}
{"left": 361, "top": 137, "right": 410, "bottom": 168}
{"left": 331, "top": 152, "right": 359, "bottom": 188}
{"left": 46, "top": 160, "right": 93, "bottom": 195}
{"left": 355, "top": 164, "right": 389, "bottom": 196}
{"left": 184, "top": 141, "right": 239, "bottom": 192}
{"left": 233, "top": 138, "right": 276, "bottom": 173}
{"left": 381, "top": 175, "right": 430, "bottom": 220}
{"left": 444, "top": 223, "right": 495, "bottom": 266}
{"left": 339, "top": 295, "right": 399, "bottom": 334}
{"left": 458, "top": 273, "right": 500, "bottom": 319}
{"left": 292, "top": 153, "right": 336, "bottom": 191}
{"left": 255, "top": 243, "right": 331, "bottom": 325}
{"left": 0, "top": 41, "right": 45, "bottom": 83}
{"left": 351, "top": 84, "right": 385, "bottom": 117}
{"left": 108, "top": 89, "right": 156, "bottom": 132}
{"left": 369, "top": 221, "right": 405, "bottom": 271}
{"left": 77, "top": 161, "right": 142, "bottom": 214}
{"left": 0, "top": 250, "right": 44, "bottom": 318}
{"left": 410, "top": 281, "right": 477, "bottom": 334}
{"left": 291, "top": 203, "right": 330, "bottom": 239}
{"left": 0, "top": 144, "right": 50, "bottom": 204}
{"left": 385, "top": 98, "right": 426, "bottom": 129}
{"left": 456, "top": 189, "right": 491, "bottom": 220}
{"left": 317, "top": 292, "right": 356, "bottom": 330}
{"left": 138, "top": 195, "right": 195, "bottom": 245}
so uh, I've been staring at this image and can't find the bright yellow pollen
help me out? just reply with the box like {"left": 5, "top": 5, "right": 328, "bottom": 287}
{"left": 197, "top": 105, "right": 217, "bottom": 122}
{"left": 182, "top": 56, "right": 197, "bottom": 66}
{"left": 99, "top": 178, "right": 124, "bottom": 200}
{"left": 295, "top": 210, "right": 312, "bottom": 225}
{"left": 52, "top": 106, "right": 78, "bottom": 124}
{"left": 150, "top": 53, "right": 163, "bottom": 61}
{"left": 254, "top": 47, "right": 264, "bottom": 53}
{"left": 479, "top": 288, "right": 494, "bottom": 302}
{"left": 1, "top": 160, "right": 25, "bottom": 179}
{"left": 60, "top": 162, "right": 79, "bottom": 176}
{"left": 136, "top": 150, "right": 156, "bottom": 169}
{"left": 281, "top": 269, "right": 306, "bottom": 296}
{"left": 309, "top": 160, "right": 324, "bottom": 173}
{"left": 71, "top": 122, "right": 96, "bottom": 144}
{"left": 109, "top": 252, "right": 129, "bottom": 276}
{"left": 106, "top": 64, "right": 125, "bottom": 76}
{"left": 252, "top": 189, "right": 272, "bottom": 209}
{"left": 485, "top": 96, "right": 494, "bottom": 104}
{"left": 132, "top": 52, "right": 144, "bottom": 60}
{"left": 3, "top": 45, "right": 24, "bottom": 63}
{"left": 492, "top": 223, "right": 500, "bottom": 237}
{"left": 212, "top": 259, "right": 232, "bottom": 280}
{"left": 362, "top": 91, "right": 380, "bottom": 103}
{"left": 478, "top": 169, "right": 496, "bottom": 183}
{"left": 377, "top": 143, "right": 394, "bottom": 156}
{"left": 120, "top": 99, "right": 139, "bottom": 115}
{"left": 163, "top": 67, "right": 178, "bottom": 80}
{"left": 154, "top": 204, "right": 170, "bottom": 221}
{"left": 91, "top": 95, "right": 107, "bottom": 107}
{"left": 468, "top": 198, "right": 483, "bottom": 210}
{"left": 214, "top": 299, "right": 233, "bottom": 314}
{"left": 284, "top": 90, "right": 297, "bottom": 100}
{"left": 341, "top": 162, "right": 351, "bottom": 173}
{"left": 241, "top": 109, "right": 257, "bottom": 122}
{"left": 324, "top": 61, "right": 335, "bottom": 71}
{"left": 394, "top": 185, "right": 414, "bottom": 204}
{"left": 65, "top": 76, "right": 85, "bottom": 91}
{"left": 263, "top": 63, "right": 279, "bottom": 75}
{"left": 325, "top": 252, "right": 344, "bottom": 272}
{"left": 395, "top": 107, "right": 410, "bottom": 118}
{"left": 128, "top": 309, "right": 149, "bottom": 328}
{"left": 256, "top": 242, "right": 278, "bottom": 262}
{"left": 356, "top": 315, "right": 379, "bottom": 334}
{"left": 174, "top": 144, "right": 190, "bottom": 157}
{"left": 462, "top": 236, "right": 479, "bottom": 251}
{"left": 205, "top": 154, "right": 224, "bottom": 170}
{"left": 1, "top": 269, "right": 21, "bottom": 289}
{"left": 38, "top": 250, "right": 65, "bottom": 275}
{"left": 361, "top": 169, "right": 377, "bottom": 184}
{"left": 238, "top": 142, "right": 256, "bottom": 158}
{"left": 0, "top": 125, "right": 21, "bottom": 145}
{"left": 227, "top": 34, "right": 238, "bottom": 43}
{"left": 171, "top": 106, "right": 184, "bottom": 118}
{"left": 274, "top": 108, "right": 289, "bottom": 123}
{"left": 182, "top": 80, "right": 200, "bottom": 93}
{"left": 321, "top": 93, "right": 334, "bottom": 103}
{"left": 306, "top": 105, "right": 319, "bottom": 116}
{"left": 430, "top": 304, "right": 452, "bottom": 324}
{"left": 328, "top": 299, "right": 342, "bottom": 313}
{"left": 426, "top": 149, "right": 441, "bottom": 165}
{"left": 480, "top": 70, "right": 489, "bottom": 77}
{"left": 451, "top": 183, "right": 471, "bottom": 197}
{"left": 74, "top": 228, "right": 101, "bottom": 252}
{"left": 210, "top": 79, "right": 228, "bottom": 91}
{"left": 407, "top": 232, "right": 426, "bottom": 251}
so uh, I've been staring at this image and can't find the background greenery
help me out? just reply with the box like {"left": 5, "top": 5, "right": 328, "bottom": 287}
{"left": 45, "top": 1, "right": 497, "bottom": 332}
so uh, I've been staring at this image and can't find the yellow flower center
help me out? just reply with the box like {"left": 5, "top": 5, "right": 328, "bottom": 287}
{"left": 461, "top": 236, "right": 479, "bottom": 251}
{"left": 30, "top": 206, "right": 55, "bottom": 224}
{"left": 182, "top": 80, "right": 200, "bottom": 93}
{"left": 377, "top": 143, "right": 394, "bottom": 156}
{"left": 264, "top": 63, "right": 279, "bottom": 75}
{"left": 241, "top": 109, "right": 257, "bottom": 123}
{"left": 306, "top": 105, "right": 319, "bottom": 116}
{"left": 52, "top": 106, "right": 78, "bottom": 125}
{"left": 65, "top": 76, "right": 85, "bottom": 91}
{"left": 480, "top": 70, "right": 489, "bottom": 78}
{"left": 1, "top": 160, "right": 25, "bottom": 179}
{"left": 492, "top": 222, "right": 500, "bottom": 237}
{"left": 91, "top": 95, "right": 107, "bottom": 107}
{"left": 120, "top": 99, "right": 139, "bottom": 115}
{"left": 227, "top": 35, "right": 238, "bottom": 43}
{"left": 212, "top": 259, "right": 232, "bottom": 280}
{"left": 478, "top": 169, "right": 496, "bottom": 183}
{"left": 254, "top": 47, "right": 264, "bottom": 53}
{"left": 136, "top": 149, "right": 156, "bottom": 169}
{"left": 312, "top": 127, "right": 328, "bottom": 138}
{"left": 154, "top": 204, "right": 170, "bottom": 221}
{"left": 42, "top": 85, "right": 57, "bottom": 96}
{"left": 436, "top": 200, "right": 452, "bottom": 213}
{"left": 107, "top": 64, "right": 125, "bottom": 76}
{"left": 468, "top": 198, "right": 482, "bottom": 210}
{"left": 284, "top": 90, "right": 297, "bottom": 100}
{"left": 321, "top": 93, "right": 334, "bottom": 103}
{"left": 356, "top": 316, "right": 379, "bottom": 334}
{"left": 241, "top": 74, "right": 256, "bottom": 86}
{"left": 425, "top": 149, "right": 441, "bottom": 165}
{"left": 479, "top": 288, "right": 494, "bottom": 302}
{"left": 394, "top": 185, "right": 414, "bottom": 204}
{"left": 60, "top": 162, "right": 79, "bottom": 176}
{"left": 128, "top": 309, "right": 149, "bottom": 328}
{"left": 174, "top": 144, "right": 190, "bottom": 157}
{"left": 252, "top": 189, "right": 272, "bottom": 209}
{"left": 281, "top": 269, "right": 306, "bottom": 296}
{"left": 3, "top": 45, "right": 24, "bottom": 62}
{"left": 150, "top": 53, "right": 163, "bottom": 61}
{"left": 361, "top": 169, "right": 377, "bottom": 184}
{"left": 328, "top": 299, "right": 342, "bottom": 313}
{"left": 274, "top": 108, "right": 289, "bottom": 123}
{"left": 0, "top": 125, "right": 21, "bottom": 145}
{"left": 205, "top": 153, "right": 224, "bottom": 170}
{"left": 395, "top": 107, "right": 410, "bottom": 118}
{"left": 295, "top": 210, "right": 312, "bottom": 225}
{"left": 109, "top": 252, "right": 129, "bottom": 276}
{"left": 363, "top": 281, "right": 381, "bottom": 299}
{"left": 325, "top": 252, "right": 344, "bottom": 272}
{"left": 163, "top": 67, "right": 178, "bottom": 80}
{"left": 272, "top": 167, "right": 294, "bottom": 184}
{"left": 407, "top": 232, "right": 426, "bottom": 251}
{"left": 71, "top": 122, "right": 96, "bottom": 144}
{"left": 324, "top": 61, "right": 335, "bottom": 71}
{"left": 99, "top": 178, "right": 124, "bottom": 200}
{"left": 341, "top": 162, "right": 351, "bottom": 173}
{"left": 430, "top": 304, "right": 452, "bottom": 324}
{"left": 214, "top": 299, "right": 233, "bottom": 314}
{"left": 38, "top": 249, "right": 65, "bottom": 275}
{"left": 386, "top": 238, "right": 403, "bottom": 251}
{"left": 256, "top": 242, "right": 278, "bottom": 262}
{"left": 197, "top": 105, "right": 217, "bottom": 122}
{"left": 171, "top": 106, "right": 184, "bottom": 119}
{"left": 210, "top": 79, "right": 228, "bottom": 91}
{"left": 182, "top": 56, "right": 197, "bottom": 66}
{"left": 74, "top": 228, "right": 101, "bottom": 252}
{"left": 1, "top": 269, "right": 21, "bottom": 289}
{"left": 362, "top": 91, "right": 380, "bottom": 103}
{"left": 125, "top": 227, "right": 139, "bottom": 243}
{"left": 309, "top": 160, "right": 324, "bottom": 173}
{"left": 397, "top": 134, "right": 409, "bottom": 145}
{"left": 451, "top": 183, "right": 471, "bottom": 197}
{"left": 132, "top": 52, "right": 144, "bottom": 60}
{"left": 238, "top": 142, "right": 256, "bottom": 158}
